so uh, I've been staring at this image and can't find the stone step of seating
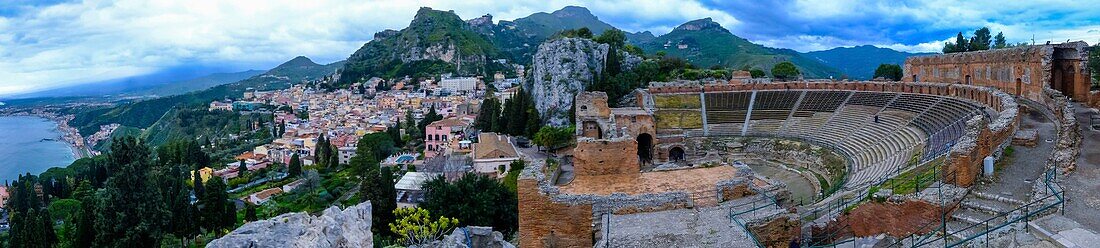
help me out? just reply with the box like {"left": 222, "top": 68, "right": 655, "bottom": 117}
{"left": 945, "top": 220, "right": 980, "bottom": 241}
{"left": 971, "top": 192, "right": 1027, "bottom": 206}
{"left": 960, "top": 197, "right": 1016, "bottom": 216}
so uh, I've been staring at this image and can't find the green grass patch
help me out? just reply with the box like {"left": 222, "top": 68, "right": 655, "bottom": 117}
{"left": 880, "top": 157, "right": 945, "bottom": 195}
{"left": 653, "top": 94, "right": 702, "bottom": 109}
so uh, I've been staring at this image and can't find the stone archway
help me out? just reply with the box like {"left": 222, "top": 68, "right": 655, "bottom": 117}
{"left": 669, "top": 146, "right": 685, "bottom": 162}
{"left": 636, "top": 133, "right": 653, "bottom": 164}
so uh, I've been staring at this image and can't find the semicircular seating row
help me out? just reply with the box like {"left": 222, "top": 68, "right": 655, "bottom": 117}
{"left": 697, "top": 90, "right": 986, "bottom": 189}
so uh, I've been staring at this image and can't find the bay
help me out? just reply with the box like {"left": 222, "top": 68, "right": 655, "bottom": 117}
{"left": 0, "top": 116, "right": 77, "bottom": 183}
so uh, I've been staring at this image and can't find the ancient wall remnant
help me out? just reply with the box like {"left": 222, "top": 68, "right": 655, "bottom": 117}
{"left": 648, "top": 80, "right": 1019, "bottom": 189}
{"left": 573, "top": 138, "right": 641, "bottom": 176}
{"left": 903, "top": 42, "right": 1091, "bottom": 103}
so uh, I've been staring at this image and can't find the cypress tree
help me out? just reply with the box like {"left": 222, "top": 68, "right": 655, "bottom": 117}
{"left": 237, "top": 160, "right": 248, "bottom": 178}
{"left": 288, "top": 153, "right": 303, "bottom": 178}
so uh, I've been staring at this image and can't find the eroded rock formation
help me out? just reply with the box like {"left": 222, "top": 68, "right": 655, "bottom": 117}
{"left": 207, "top": 202, "right": 374, "bottom": 248}
{"left": 529, "top": 38, "right": 641, "bottom": 126}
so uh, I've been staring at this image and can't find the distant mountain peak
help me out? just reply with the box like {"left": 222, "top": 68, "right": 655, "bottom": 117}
{"left": 411, "top": 7, "right": 464, "bottom": 26}
{"left": 552, "top": 6, "right": 595, "bottom": 18}
{"left": 674, "top": 18, "right": 728, "bottom": 33}
{"left": 275, "top": 56, "right": 319, "bottom": 69}
{"left": 467, "top": 14, "right": 494, "bottom": 27}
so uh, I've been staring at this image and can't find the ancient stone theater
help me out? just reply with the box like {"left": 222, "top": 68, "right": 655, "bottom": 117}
{"left": 517, "top": 42, "right": 1090, "bottom": 247}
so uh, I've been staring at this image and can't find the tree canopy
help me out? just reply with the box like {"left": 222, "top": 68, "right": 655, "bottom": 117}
{"left": 419, "top": 174, "right": 518, "bottom": 235}
{"left": 873, "top": 64, "right": 903, "bottom": 81}
{"left": 771, "top": 62, "right": 800, "bottom": 81}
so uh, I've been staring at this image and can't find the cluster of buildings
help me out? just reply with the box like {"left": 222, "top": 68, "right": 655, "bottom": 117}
{"left": 195, "top": 72, "right": 528, "bottom": 207}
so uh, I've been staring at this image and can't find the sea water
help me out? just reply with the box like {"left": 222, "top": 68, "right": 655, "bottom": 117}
{"left": 0, "top": 116, "right": 76, "bottom": 183}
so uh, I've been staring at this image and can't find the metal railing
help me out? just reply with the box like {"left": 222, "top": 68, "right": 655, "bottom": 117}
{"left": 895, "top": 167, "right": 1064, "bottom": 247}
{"left": 728, "top": 184, "right": 783, "bottom": 248}
{"left": 805, "top": 151, "right": 962, "bottom": 247}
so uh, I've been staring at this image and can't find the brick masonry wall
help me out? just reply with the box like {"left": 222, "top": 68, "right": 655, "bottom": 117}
{"left": 902, "top": 42, "right": 1092, "bottom": 103}
{"left": 517, "top": 179, "right": 595, "bottom": 248}
{"left": 573, "top": 139, "right": 641, "bottom": 176}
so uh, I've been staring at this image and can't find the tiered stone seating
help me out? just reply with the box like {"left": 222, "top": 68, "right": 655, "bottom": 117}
{"left": 704, "top": 92, "right": 751, "bottom": 126}
{"left": 687, "top": 90, "right": 988, "bottom": 193}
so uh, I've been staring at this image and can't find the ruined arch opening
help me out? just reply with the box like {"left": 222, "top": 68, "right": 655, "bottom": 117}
{"left": 1051, "top": 47, "right": 1082, "bottom": 99}
{"left": 636, "top": 133, "right": 653, "bottom": 164}
{"left": 581, "top": 121, "right": 602, "bottom": 139}
{"left": 1015, "top": 78, "right": 1022, "bottom": 96}
{"left": 669, "top": 147, "right": 685, "bottom": 162}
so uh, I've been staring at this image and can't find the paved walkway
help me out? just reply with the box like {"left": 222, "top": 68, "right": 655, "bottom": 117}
{"left": 1031, "top": 215, "right": 1100, "bottom": 248}
{"left": 1062, "top": 103, "right": 1100, "bottom": 231}
{"left": 977, "top": 108, "right": 1055, "bottom": 200}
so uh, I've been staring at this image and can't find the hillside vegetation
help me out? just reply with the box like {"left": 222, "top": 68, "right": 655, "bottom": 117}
{"left": 70, "top": 57, "right": 341, "bottom": 136}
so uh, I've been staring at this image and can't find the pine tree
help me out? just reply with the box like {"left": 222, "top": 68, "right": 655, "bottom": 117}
{"left": 358, "top": 152, "right": 395, "bottom": 236}
{"left": 970, "top": 27, "right": 992, "bottom": 51}
{"left": 314, "top": 135, "right": 327, "bottom": 166}
{"left": 954, "top": 32, "right": 969, "bottom": 52}
{"left": 419, "top": 106, "right": 443, "bottom": 136}
{"left": 94, "top": 136, "right": 164, "bottom": 246}
{"left": 200, "top": 178, "right": 234, "bottom": 232}
{"left": 994, "top": 32, "right": 1007, "bottom": 49}
{"left": 70, "top": 181, "right": 96, "bottom": 248}
{"left": 329, "top": 144, "right": 341, "bottom": 167}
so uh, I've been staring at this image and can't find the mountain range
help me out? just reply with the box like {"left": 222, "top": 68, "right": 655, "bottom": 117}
{"left": 68, "top": 56, "right": 343, "bottom": 136}
{"left": 12, "top": 5, "right": 932, "bottom": 99}
{"left": 337, "top": 6, "right": 930, "bottom": 84}
{"left": 804, "top": 45, "right": 934, "bottom": 80}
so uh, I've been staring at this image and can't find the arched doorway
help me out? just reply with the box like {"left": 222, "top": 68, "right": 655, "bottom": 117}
{"left": 669, "top": 147, "right": 685, "bottom": 162}
{"left": 636, "top": 133, "right": 653, "bottom": 164}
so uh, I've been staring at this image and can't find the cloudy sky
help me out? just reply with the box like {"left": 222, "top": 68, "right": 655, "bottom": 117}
{"left": 1, "top": 0, "right": 1098, "bottom": 96}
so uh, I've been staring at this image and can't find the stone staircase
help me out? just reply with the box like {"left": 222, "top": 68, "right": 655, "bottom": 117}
{"left": 943, "top": 191, "right": 1026, "bottom": 242}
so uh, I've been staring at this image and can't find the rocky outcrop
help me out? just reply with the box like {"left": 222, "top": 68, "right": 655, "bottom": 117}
{"left": 207, "top": 202, "right": 374, "bottom": 248}
{"left": 412, "top": 226, "right": 515, "bottom": 248}
{"left": 529, "top": 38, "right": 642, "bottom": 126}
{"left": 530, "top": 37, "right": 609, "bottom": 126}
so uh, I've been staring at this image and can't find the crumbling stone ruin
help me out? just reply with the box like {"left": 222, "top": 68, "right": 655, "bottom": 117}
{"left": 516, "top": 42, "right": 1088, "bottom": 247}
{"left": 904, "top": 41, "right": 1093, "bottom": 106}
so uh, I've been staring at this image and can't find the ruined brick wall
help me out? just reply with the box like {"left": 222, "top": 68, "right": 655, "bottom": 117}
{"left": 903, "top": 42, "right": 1092, "bottom": 103}
{"left": 516, "top": 156, "right": 701, "bottom": 247}
{"left": 573, "top": 138, "right": 641, "bottom": 176}
{"left": 903, "top": 46, "right": 1048, "bottom": 101}
{"left": 575, "top": 92, "right": 612, "bottom": 119}
{"left": 575, "top": 92, "right": 613, "bottom": 138}
{"left": 613, "top": 113, "right": 656, "bottom": 139}
{"left": 517, "top": 179, "right": 594, "bottom": 248}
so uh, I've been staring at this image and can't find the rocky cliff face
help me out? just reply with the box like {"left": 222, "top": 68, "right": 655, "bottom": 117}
{"left": 207, "top": 202, "right": 374, "bottom": 248}
{"left": 338, "top": 7, "right": 499, "bottom": 85}
{"left": 530, "top": 37, "right": 609, "bottom": 126}
{"left": 529, "top": 38, "right": 642, "bottom": 126}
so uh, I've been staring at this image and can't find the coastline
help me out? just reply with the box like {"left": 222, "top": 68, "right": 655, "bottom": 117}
{"left": 3, "top": 113, "right": 89, "bottom": 160}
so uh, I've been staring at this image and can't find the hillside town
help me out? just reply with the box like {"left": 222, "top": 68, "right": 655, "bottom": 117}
{"left": 203, "top": 71, "right": 526, "bottom": 206}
